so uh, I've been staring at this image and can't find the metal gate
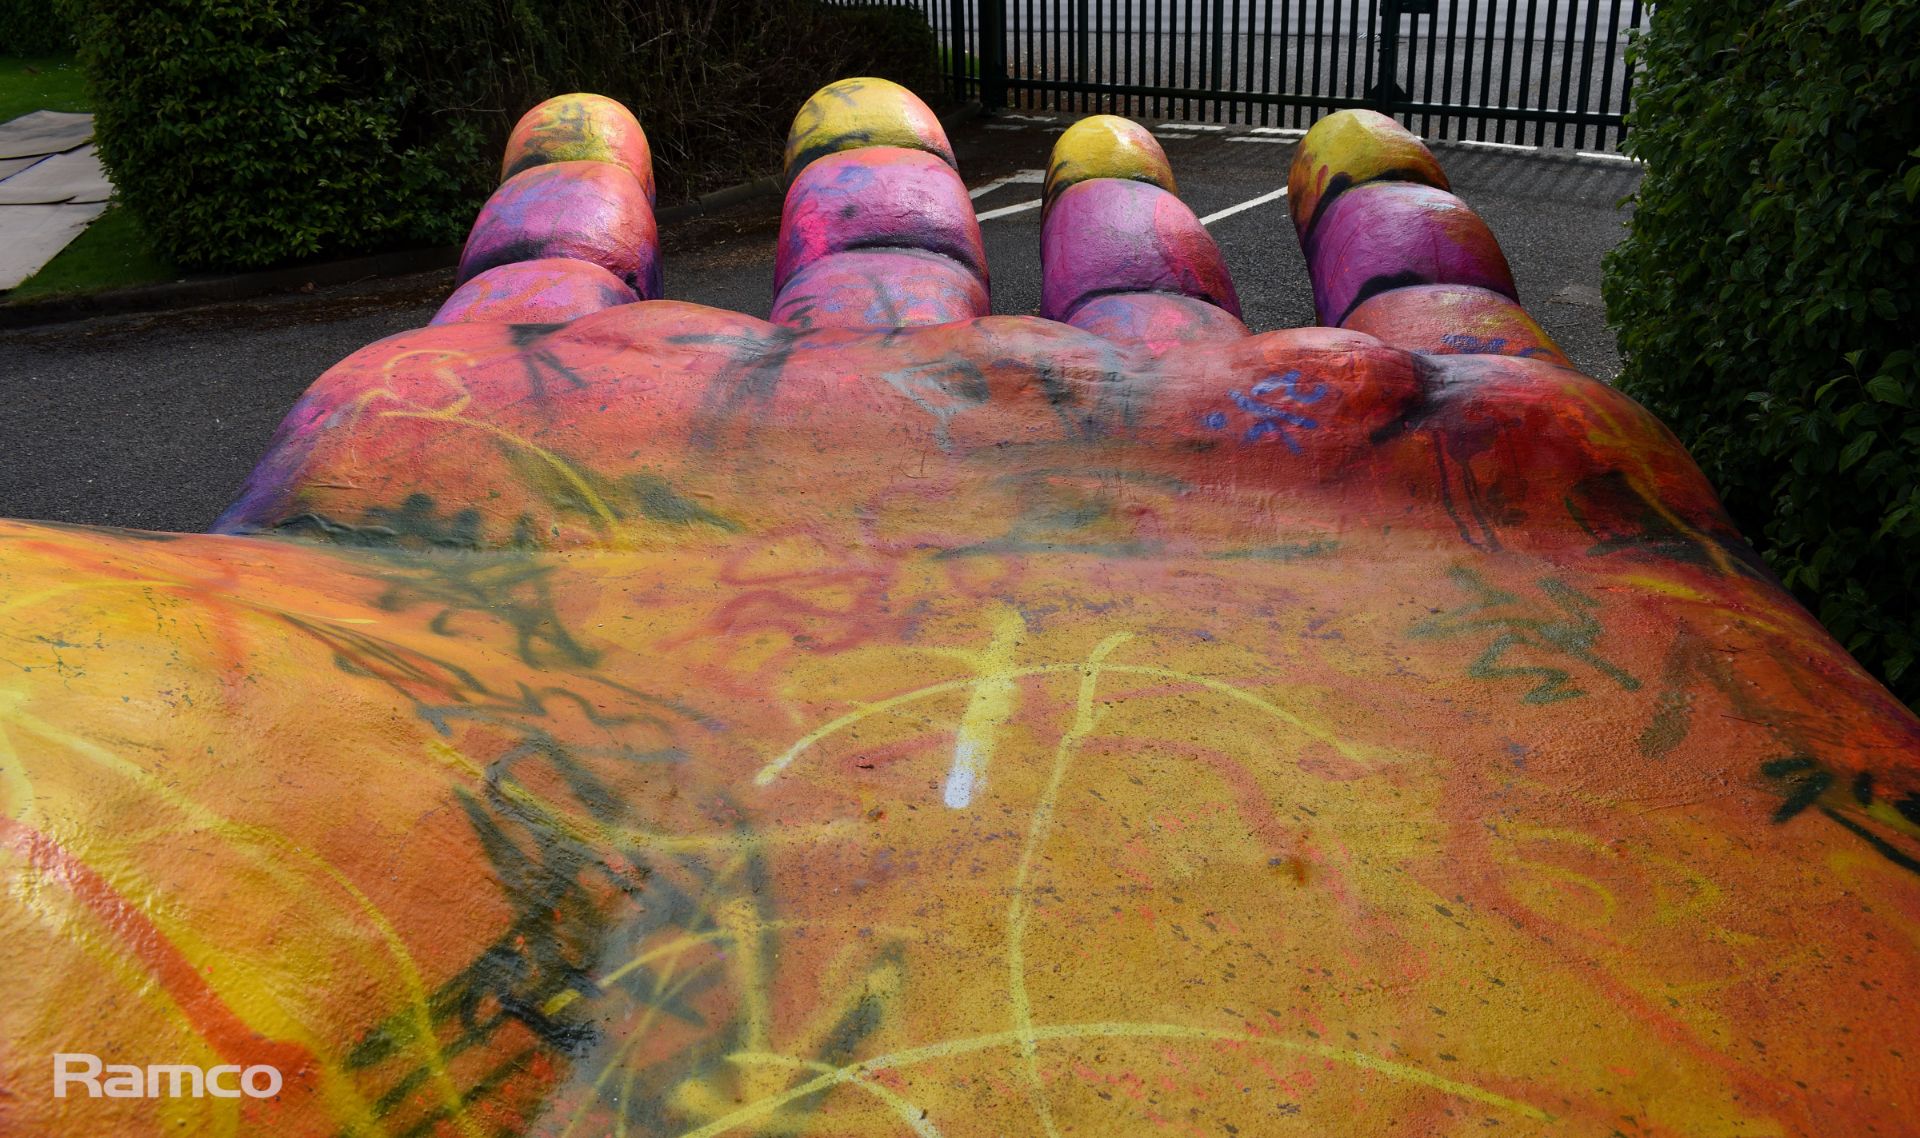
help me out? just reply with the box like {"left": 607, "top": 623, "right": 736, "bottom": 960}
{"left": 841, "top": 0, "right": 1649, "bottom": 150}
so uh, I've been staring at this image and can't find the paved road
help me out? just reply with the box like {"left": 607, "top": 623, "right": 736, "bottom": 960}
{"left": 0, "top": 115, "right": 1639, "bottom": 533}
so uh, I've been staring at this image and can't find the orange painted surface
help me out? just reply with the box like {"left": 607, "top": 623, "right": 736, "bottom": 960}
{"left": 1, "top": 87, "right": 1915, "bottom": 1138}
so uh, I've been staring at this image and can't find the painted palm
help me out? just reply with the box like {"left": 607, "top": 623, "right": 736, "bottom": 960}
{"left": 3, "top": 80, "right": 1915, "bottom": 1138}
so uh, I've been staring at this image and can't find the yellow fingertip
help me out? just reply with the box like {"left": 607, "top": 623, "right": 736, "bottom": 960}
{"left": 1044, "top": 115, "right": 1176, "bottom": 209}
{"left": 1288, "top": 108, "right": 1447, "bottom": 235}
{"left": 501, "top": 93, "right": 654, "bottom": 203}
{"left": 783, "top": 77, "right": 955, "bottom": 180}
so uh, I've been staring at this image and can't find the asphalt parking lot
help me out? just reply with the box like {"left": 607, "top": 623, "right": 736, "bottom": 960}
{"left": 0, "top": 112, "right": 1641, "bottom": 534}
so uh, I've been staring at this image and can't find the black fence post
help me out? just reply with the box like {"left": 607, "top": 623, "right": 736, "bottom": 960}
{"left": 1076, "top": 0, "right": 1091, "bottom": 111}
{"left": 1373, "top": 0, "right": 1402, "bottom": 114}
{"left": 981, "top": 0, "right": 1009, "bottom": 111}
{"left": 1211, "top": 0, "right": 1227, "bottom": 120}
{"left": 948, "top": 0, "right": 969, "bottom": 105}
{"left": 953, "top": 0, "right": 1631, "bottom": 145}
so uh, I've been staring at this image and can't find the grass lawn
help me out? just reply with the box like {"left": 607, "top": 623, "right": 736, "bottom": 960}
{"left": 0, "top": 55, "right": 90, "bottom": 122}
{"left": 3, "top": 55, "right": 181, "bottom": 300}
{"left": 8, "top": 204, "right": 178, "bottom": 301}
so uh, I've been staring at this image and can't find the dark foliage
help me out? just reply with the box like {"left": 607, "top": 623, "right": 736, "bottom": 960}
{"left": 62, "top": 1, "right": 940, "bottom": 270}
{"left": 0, "top": 0, "right": 73, "bottom": 55}
{"left": 1603, "top": 0, "right": 1920, "bottom": 706}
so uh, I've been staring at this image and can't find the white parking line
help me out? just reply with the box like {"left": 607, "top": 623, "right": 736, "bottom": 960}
{"left": 1576, "top": 150, "right": 1642, "bottom": 163}
{"left": 976, "top": 198, "right": 1042, "bottom": 221}
{"left": 1436, "top": 138, "right": 1537, "bottom": 152}
{"left": 1155, "top": 132, "right": 1197, "bottom": 140}
{"left": 968, "top": 169, "right": 1046, "bottom": 200}
{"left": 1224, "top": 136, "right": 1292, "bottom": 145}
{"left": 1248, "top": 127, "right": 1306, "bottom": 137}
{"left": 1198, "top": 186, "right": 1289, "bottom": 226}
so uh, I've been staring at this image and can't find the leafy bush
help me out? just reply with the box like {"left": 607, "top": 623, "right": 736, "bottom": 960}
{"left": 64, "top": 1, "right": 940, "bottom": 271}
{"left": 1603, "top": 0, "right": 1920, "bottom": 707}
{"left": 0, "top": 0, "right": 72, "bottom": 56}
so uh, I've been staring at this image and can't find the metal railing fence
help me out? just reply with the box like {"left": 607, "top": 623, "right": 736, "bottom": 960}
{"left": 832, "top": 0, "right": 1648, "bottom": 150}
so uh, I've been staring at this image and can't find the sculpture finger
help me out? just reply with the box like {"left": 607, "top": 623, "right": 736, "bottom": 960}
{"left": 451, "top": 94, "right": 660, "bottom": 318}
{"left": 502, "top": 92, "right": 655, "bottom": 205}
{"left": 432, "top": 258, "right": 638, "bottom": 326}
{"left": 1342, "top": 282, "right": 1571, "bottom": 365}
{"left": 1042, "top": 114, "right": 1177, "bottom": 214}
{"left": 1287, "top": 107, "right": 1448, "bottom": 242}
{"left": 456, "top": 160, "right": 659, "bottom": 301}
{"left": 1301, "top": 178, "right": 1516, "bottom": 327}
{"left": 1039, "top": 118, "right": 1245, "bottom": 351}
{"left": 782, "top": 76, "right": 956, "bottom": 179}
{"left": 1290, "top": 111, "right": 1578, "bottom": 366}
{"left": 772, "top": 78, "right": 985, "bottom": 330}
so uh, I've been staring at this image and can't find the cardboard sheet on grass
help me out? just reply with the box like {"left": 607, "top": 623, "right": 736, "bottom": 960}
{"left": 0, "top": 112, "right": 111, "bottom": 290}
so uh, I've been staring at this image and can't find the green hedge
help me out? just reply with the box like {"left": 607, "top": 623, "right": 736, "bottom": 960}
{"left": 64, "top": 1, "right": 940, "bottom": 271}
{"left": 1603, "top": 0, "right": 1920, "bottom": 708}
{"left": 0, "top": 0, "right": 72, "bottom": 55}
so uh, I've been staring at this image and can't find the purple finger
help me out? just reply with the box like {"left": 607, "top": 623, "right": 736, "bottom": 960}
{"left": 1304, "top": 181, "right": 1516, "bottom": 326}
{"left": 1041, "top": 178, "right": 1241, "bottom": 325}
{"left": 456, "top": 161, "right": 661, "bottom": 298}
{"left": 431, "top": 258, "right": 639, "bottom": 326}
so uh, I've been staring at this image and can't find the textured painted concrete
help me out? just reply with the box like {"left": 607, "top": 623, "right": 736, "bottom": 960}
{"left": 457, "top": 161, "right": 660, "bottom": 297}
{"left": 502, "top": 93, "right": 657, "bottom": 205}
{"left": 434, "top": 258, "right": 638, "bottom": 326}
{"left": 2, "top": 85, "right": 1914, "bottom": 1138}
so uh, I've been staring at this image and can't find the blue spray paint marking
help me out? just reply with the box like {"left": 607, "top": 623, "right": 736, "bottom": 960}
{"left": 1438, "top": 333, "right": 1555, "bottom": 360}
{"left": 1439, "top": 333, "right": 1510, "bottom": 355}
{"left": 1204, "top": 369, "right": 1326, "bottom": 452}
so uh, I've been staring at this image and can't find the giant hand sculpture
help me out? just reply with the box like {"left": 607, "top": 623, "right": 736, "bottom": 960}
{"left": 4, "top": 79, "right": 1915, "bottom": 1137}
